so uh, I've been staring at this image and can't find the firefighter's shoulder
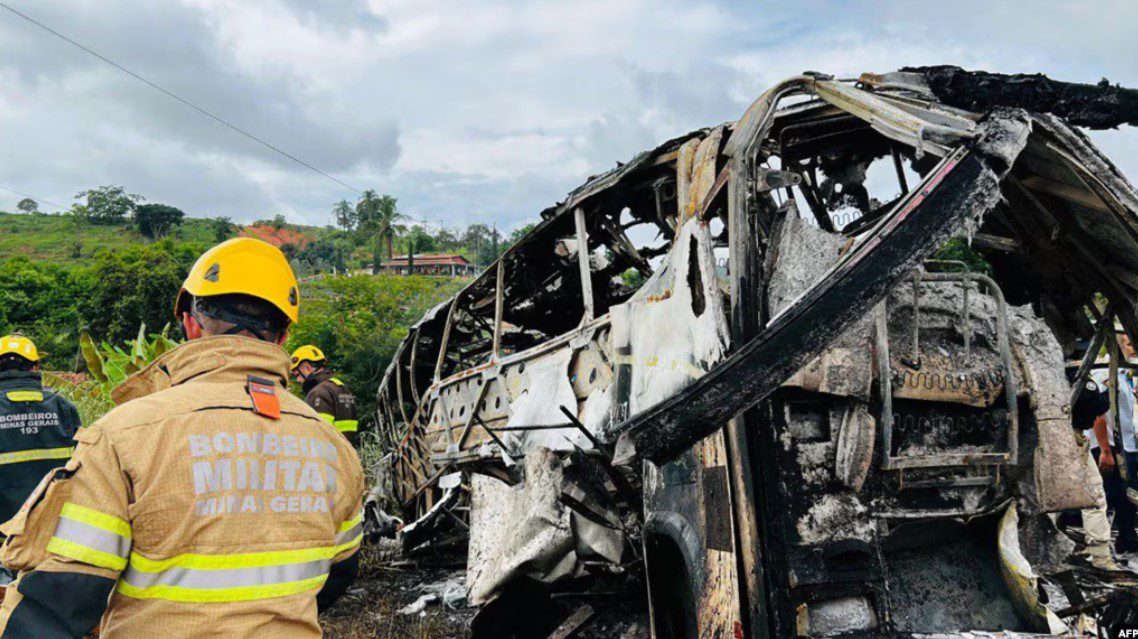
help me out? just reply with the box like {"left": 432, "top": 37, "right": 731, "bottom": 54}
{"left": 84, "top": 394, "right": 170, "bottom": 436}
{"left": 283, "top": 390, "right": 352, "bottom": 440}
{"left": 90, "top": 382, "right": 238, "bottom": 436}
{"left": 282, "top": 387, "right": 327, "bottom": 420}
{"left": 312, "top": 377, "right": 342, "bottom": 397}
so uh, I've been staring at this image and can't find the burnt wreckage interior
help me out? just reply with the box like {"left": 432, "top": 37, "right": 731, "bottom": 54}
{"left": 373, "top": 67, "right": 1138, "bottom": 637}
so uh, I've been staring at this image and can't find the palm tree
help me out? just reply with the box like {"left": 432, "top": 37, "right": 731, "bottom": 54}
{"left": 356, "top": 190, "right": 405, "bottom": 274}
{"left": 332, "top": 199, "right": 356, "bottom": 232}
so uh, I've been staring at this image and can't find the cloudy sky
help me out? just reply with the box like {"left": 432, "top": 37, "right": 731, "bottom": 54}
{"left": 1, "top": 0, "right": 1135, "bottom": 232}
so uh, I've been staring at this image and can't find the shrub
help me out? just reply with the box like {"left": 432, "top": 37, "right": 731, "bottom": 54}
{"left": 135, "top": 203, "right": 185, "bottom": 240}
{"left": 80, "top": 239, "right": 203, "bottom": 345}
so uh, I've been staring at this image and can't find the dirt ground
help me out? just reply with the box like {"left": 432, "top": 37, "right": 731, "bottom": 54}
{"left": 320, "top": 543, "right": 649, "bottom": 639}
{"left": 320, "top": 544, "right": 472, "bottom": 639}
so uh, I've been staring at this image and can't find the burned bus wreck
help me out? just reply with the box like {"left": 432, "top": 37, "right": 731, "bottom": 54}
{"left": 372, "top": 67, "right": 1138, "bottom": 637}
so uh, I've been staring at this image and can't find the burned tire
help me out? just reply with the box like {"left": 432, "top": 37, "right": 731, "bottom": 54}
{"left": 645, "top": 533, "right": 697, "bottom": 639}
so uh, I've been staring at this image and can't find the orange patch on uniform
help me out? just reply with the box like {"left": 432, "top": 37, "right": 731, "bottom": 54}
{"left": 246, "top": 375, "right": 281, "bottom": 420}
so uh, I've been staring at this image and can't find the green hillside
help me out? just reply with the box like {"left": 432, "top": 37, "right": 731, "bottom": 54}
{"left": 0, "top": 211, "right": 328, "bottom": 265}
{"left": 0, "top": 202, "right": 479, "bottom": 439}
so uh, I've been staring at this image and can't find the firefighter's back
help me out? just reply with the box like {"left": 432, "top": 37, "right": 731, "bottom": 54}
{"left": 0, "top": 373, "right": 80, "bottom": 523}
{"left": 90, "top": 341, "right": 363, "bottom": 637}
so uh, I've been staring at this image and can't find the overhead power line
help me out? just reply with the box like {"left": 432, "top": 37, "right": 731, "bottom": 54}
{"left": 0, "top": 184, "right": 65, "bottom": 211}
{"left": 0, "top": 1, "right": 361, "bottom": 195}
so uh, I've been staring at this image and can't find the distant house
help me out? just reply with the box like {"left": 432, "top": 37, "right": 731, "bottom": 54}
{"left": 379, "top": 253, "right": 479, "bottom": 276}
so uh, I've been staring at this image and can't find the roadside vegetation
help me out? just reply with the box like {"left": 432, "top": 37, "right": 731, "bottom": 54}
{"left": 7, "top": 260, "right": 464, "bottom": 424}
{"left": 1, "top": 184, "right": 531, "bottom": 467}
{"left": 0, "top": 186, "right": 489, "bottom": 429}
{"left": 4, "top": 185, "right": 535, "bottom": 272}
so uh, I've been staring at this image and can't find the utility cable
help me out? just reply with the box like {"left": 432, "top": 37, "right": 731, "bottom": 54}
{"left": 0, "top": 1, "right": 361, "bottom": 194}
{"left": 0, "top": 184, "right": 65, "bottom": 211}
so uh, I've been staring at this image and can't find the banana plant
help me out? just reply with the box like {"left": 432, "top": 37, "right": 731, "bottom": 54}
{"left": 80, "top": 323, "right": 180, "bottom": 395}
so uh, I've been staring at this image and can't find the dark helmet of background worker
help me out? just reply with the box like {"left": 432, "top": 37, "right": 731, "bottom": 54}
{"left": 0, "top": 334, "right": 40, "bottom": 372}
{"left": 174, "top": 237, "right": 300, "bottom": 343}
{"left": 290, "top": 344, "right": 327, "bottom": 384}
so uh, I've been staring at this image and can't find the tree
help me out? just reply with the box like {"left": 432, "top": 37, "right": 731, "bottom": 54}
{"left": 0, "top": 240, "right": 205, "bottom": 371}
{"left": 66, "top": 205, "right": 88, "bottom": 258}
{"left": 286, "top": 274, "right": 467, "bottom": 428}
{"left": 435, "top": 227, "right": 458, "bottom": 250}
{"left": 135, "top": 203, "right": 185, "bottom": 240}
{"left": 210, "top": 216, "right": 235, "bottom": 243}
{"left": 507, "top": 223, "right": 536, "bottom": 248}
{"left": 462, "top": 224, "right": 491, "bottom": 256}
{"left": 74, "top": 185, "right": 142, "bottom": 225}
{"left": 332, "top": 199, "right": 357, "bottom": 232}
{"left": 0, "top": 257, "right": 88, "bottom": 369}
{"left": 355, "top": 190, "right": 404, "bottom": 274}
{"left": 296, "top": 237, "right": 350, "bottom": 274}
{"left": 81, "top": 240, "right": 202, "bottom": 344}
{"left": 475, "top": 224, "right": 503, "bottom": 265}
{"left": 279, "top": 242, "right": 299, "bottom": 261}
{"left": 16, "top": 198, "right": 38, "bottom": 214}
{"left": 404, "top": 225, "right": 437, "bottom": 254}
{"left": 270, "top": 214, "right": 288, "bottom": 230}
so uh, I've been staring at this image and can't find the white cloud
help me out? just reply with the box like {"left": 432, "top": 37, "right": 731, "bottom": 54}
{"left": 0, "top": 0, "right": 1135, "bottom": 231}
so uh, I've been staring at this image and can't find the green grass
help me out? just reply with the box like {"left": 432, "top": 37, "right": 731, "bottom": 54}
{"left": 42, "top": 372, "right": 114, "bottom": 426}
{"left": 0, "top": 211, "right": 334, "bottom": 266}
{"left": 0, "top": 211, "right": 219, "bottom": 264}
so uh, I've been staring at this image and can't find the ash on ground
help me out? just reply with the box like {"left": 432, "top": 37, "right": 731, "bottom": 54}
{"left": 320, "top": 542, "right": 648, "bottom": 639}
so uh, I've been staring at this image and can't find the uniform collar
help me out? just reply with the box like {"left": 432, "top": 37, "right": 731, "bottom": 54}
{"left": 0, "top": 370, "right": 42, "bottom": 391}
{"left": 301, "top": 368, "right": 333, "bottom": 394}
{"left": 111, "top": 335, "right": 290, "bottom": 405}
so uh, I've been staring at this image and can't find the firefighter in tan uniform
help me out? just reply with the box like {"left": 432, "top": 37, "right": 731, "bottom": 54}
{"left": 0, "top": 238, "right": 365, "bottom": 639}
{"left": 290, "top": 346, "right": 359, "bottom": 447}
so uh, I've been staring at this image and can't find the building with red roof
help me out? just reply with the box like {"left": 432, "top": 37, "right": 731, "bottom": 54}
{"left": 379, "top": 253, "right": 479, "bottom": 276}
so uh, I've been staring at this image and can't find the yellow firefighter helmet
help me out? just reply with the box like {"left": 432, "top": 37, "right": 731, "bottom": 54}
{"left": 175, "top": 238, "right": 300, "bottom": 324}
{"left": 290, "top": 345, "right": 327, "bottom": 371}
{"left": 0, "top": 334, "right": 39, "bottom": 362}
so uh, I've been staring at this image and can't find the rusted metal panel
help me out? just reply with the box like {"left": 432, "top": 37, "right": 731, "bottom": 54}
{"left": 726, "top": 155, "right": 773, "bottom": 639}
{"left": 684, "top": 127, "right": 724, "bottom": 222}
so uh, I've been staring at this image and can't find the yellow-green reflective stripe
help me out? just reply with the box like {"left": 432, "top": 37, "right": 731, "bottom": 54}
{"left": 334, "top": 419, "right": 358, "bottom": 433}
{"left": 124, "top": 558, "right": 329, "bottom": 590}
{"left": 46, "top": 537, "right": 128, "bottom": 571}
{"left": 117, "top": 542, "right": 354, "bottom": 603}
{"left": 318, "top": 412, "right": 335, "bottom": 425}
{"left": 0, "top": 446, "right": 72, "bottom": 466}
{"left": 335, "top": 510, "right": 363, "bottom": 549}
{"left": 128, "top": 543, "right": 350, "bottom": 573}
{"left": 55, "top": 517, "right": 131, "bottom": 558}
{"left": 49, "top": 503, "right": 132, "bottom": 570}
{"left": 339, "top": 511, "right": 363, "bottom": 533}
{"left": 5, "top": 390, "right": 43, "bottom": 402}
{"left": 334, "top": 532, "right": 362, "bottom": 555}
{"left": 61, "top": 503, "right": 131, "bottom": 539}
{"left": 330, "top": 378, "right": 344, "bottom": 386}
{"left": 117, "top": 573, "right": 328, "bottom": 603}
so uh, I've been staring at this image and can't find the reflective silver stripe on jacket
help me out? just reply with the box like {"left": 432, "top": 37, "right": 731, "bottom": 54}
{"left": 122, "top": 558, "right": 331, "bottom": 590}
{"left": 335, "top": 523, "right": 362, "bottom": 547}
{"left": 54, "top": 517, "right": 131, "bottom": 558}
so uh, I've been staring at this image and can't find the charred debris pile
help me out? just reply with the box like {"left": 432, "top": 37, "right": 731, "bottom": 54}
{"left": 368, "top": 67, "right": 1138, "bottom": 638}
